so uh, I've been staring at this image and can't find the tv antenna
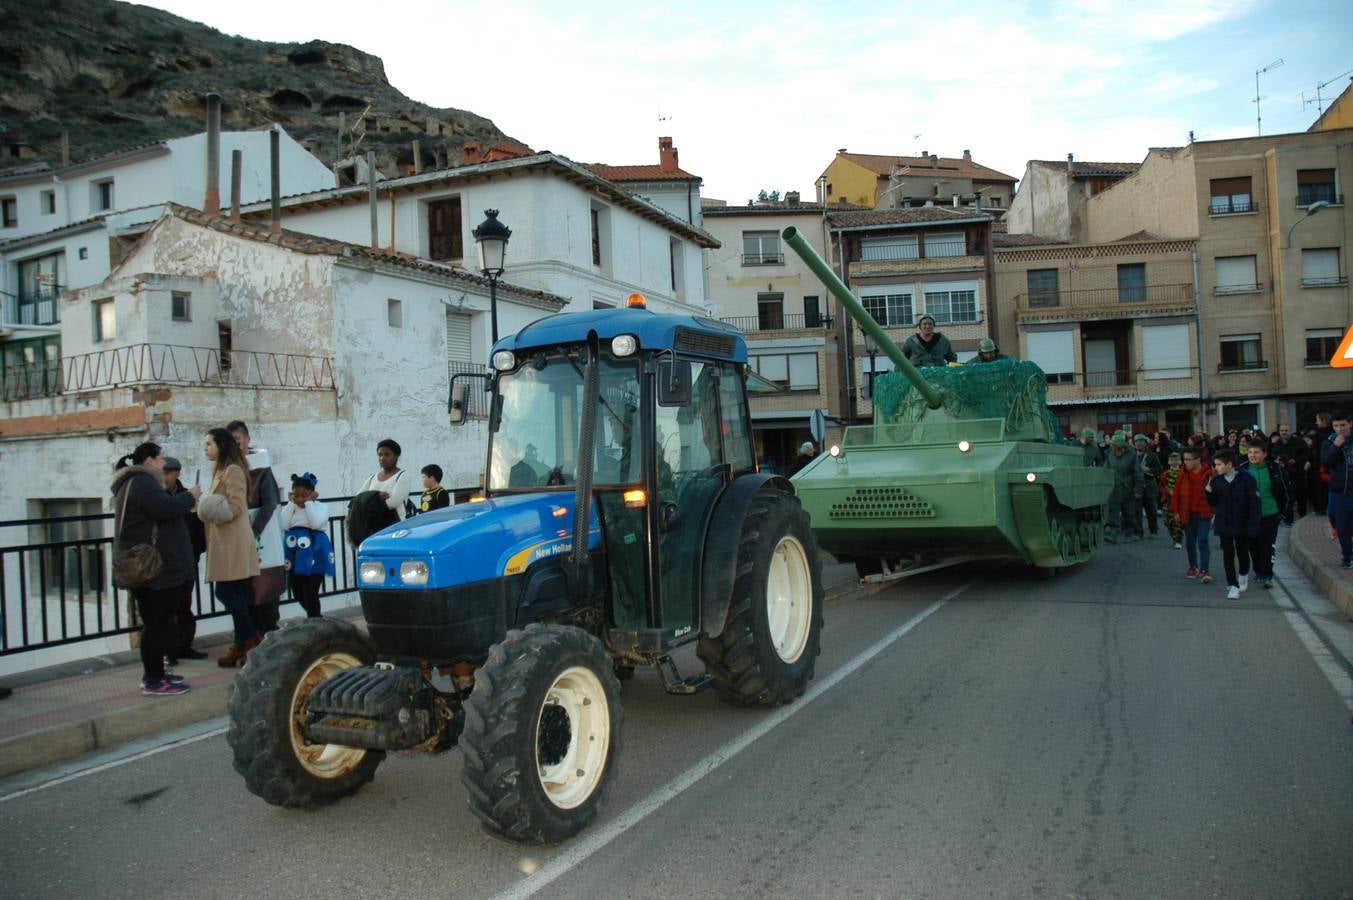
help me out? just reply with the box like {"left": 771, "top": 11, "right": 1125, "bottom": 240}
{"left": 1302, "top": 69, "right": 1353, "bottom": 115}
{"left": 657, "top": 108, "right": 671, "bottom": 124}
{"left": 1254, "top": 58, "right": 1284, "bottom": 136}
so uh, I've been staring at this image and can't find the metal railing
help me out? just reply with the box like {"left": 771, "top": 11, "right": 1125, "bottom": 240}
{"left": 0, "top": 342, "right": 336, "bottom": 402}
{"left": 0, "top": 498, "right": 366, "bottom": 657}
{"left": 1217, "top": 360, "right": 1268, "bottom": 373}
{"left": 1301, "top": 275, "right": 1348, "bottom": 288}
{"left": 1016, "top": 282, "right": 1192, "bottom": 310}
{"left": 859, "top": 240, "right": 966, "bottom": 262}
{"left": 741, "top": 252, "right": 784, "bottom": 265}
{"left": 1215, "top": 283, "right": 1262, "bottom": 296}
{"left": 1209, "top": 199, "right": 1257, "bottom": 215}
{"left": 1296, "top": 192, "right": 1342, "bottom": 207}
{"left": 5, "top": 283, "right": 63, "bottom": 326}
{"left": 720, "top": 313, "right": 835, "bottom": 333}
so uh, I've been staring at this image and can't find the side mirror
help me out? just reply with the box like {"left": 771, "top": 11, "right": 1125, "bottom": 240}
{"left": 658, "top": 359, "right": 692, "bottom": 407}
{"left": 449, "top": 381, "right": 467, "bottom": 425}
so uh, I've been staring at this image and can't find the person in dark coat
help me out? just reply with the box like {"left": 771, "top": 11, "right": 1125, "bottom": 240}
{"left": 112, "top": 442, "right": 200, "bottom": 695}
{"left": 790, "top": 441, "right": 817, "bottom": 476}
{"left": 162, "top": 457, "right": 207, "bottom": 662}
{"left": 902, "top": 315, "right": 957, "bottom": 367}
{"left": 1269, "top": 424, "right": 1309, "bottom": 516}
{"left": 1079, "top": 428, "right": 1104, "bottom": 467}
{"left": 1322, "top": 412, "right": 1353, "bottom": 569}
{"left": 1104, "top": 432, "right": 1143, "bottom": 542}
{"left": 1204, "top": 449, "right": 1261, "bottom": 600}
{"left": 1239, "top": 437, "right": 1293, "bottom": 588}
{"left": 973, "top": 338, "right": 1008, "bottom": 363}
{"left": 1133, "top": 433, "right": 1162, "bottom": 537}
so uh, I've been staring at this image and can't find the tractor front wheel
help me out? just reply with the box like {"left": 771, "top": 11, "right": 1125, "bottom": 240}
{"left": 227, "top": 618, "right": 384, "bottom": 808}
{"left": 698, "top": 490, "right": 824, "bottom": 706}
{"left": 460, "top": 624, "right": 622, "bottom": 844}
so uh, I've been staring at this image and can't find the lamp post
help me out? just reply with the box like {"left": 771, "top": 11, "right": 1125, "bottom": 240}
{"left": 473, "top": 209, "right": 512, "bottom": 343}
{"left": 1284, "top": 199, "right": 1329, "bottom": 249}
{"left": 863, "top": 330, "right": 878, "bottom": 407}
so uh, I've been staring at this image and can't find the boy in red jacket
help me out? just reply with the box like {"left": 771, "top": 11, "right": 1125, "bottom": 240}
{"left": 1172, "top": 447, "right": 1214, "bottom": 583}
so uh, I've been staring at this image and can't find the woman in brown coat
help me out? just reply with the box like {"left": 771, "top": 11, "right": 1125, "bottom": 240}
{"left": 197, "top": 427, "right": 261, "bottom": 666}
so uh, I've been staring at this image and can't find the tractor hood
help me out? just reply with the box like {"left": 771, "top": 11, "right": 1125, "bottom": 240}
{"left": 356, "top": 492, "right": 602, "bottom": 590}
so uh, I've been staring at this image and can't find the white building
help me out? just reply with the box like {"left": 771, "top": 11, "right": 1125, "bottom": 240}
{"left": 585, "top": 137, "right": 705, "bottom": 228}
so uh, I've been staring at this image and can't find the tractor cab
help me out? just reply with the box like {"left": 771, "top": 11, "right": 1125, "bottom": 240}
{"left": 480, "top": 300, "right": 755, "bottom": 655}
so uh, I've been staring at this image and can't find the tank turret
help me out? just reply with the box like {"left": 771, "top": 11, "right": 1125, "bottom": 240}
{"left": 781, "top": 227, "right": 1113, "bottom": 576}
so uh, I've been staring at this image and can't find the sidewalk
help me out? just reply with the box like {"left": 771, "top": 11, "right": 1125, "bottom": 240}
{"left": 0, "top": 563, "right": 873, "bottom": 781}
{"left": 1287, "top": 512, "right": 1353, "bottom": 619}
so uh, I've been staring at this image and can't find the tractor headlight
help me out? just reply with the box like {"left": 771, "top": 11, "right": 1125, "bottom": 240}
{"left": 399, "top": 561, "right": 429, "bottom": 585}
{"left": 359, "top": 561, "right": 386, "bottom": 585}
{"left": 611, "top": 334, "right": 638, "bottom": 357}
{"left": 491, "top": 350, "right": 516, "bottom": 372}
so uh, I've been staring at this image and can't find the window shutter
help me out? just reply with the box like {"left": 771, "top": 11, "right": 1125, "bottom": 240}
{"left": 1302, "top": 249, "right": 1339, "bottom": 281}
{"left": 1210, "top": 177, "right": 1250, "bottom": 196}
{"left": 1027, "top": 330, "right": 1074, "bottom": 376}
{"left": 1141, "top": 323, "right": 1190, "bottom": 379}
{"left": 445, "top": 310, "right": 472, "bottom": 365}
{"left": 788, "top": 354, "right": 818, "bottom": 390}
{"left": 1215, "top": 256, "right": 1257, "bottom": 291}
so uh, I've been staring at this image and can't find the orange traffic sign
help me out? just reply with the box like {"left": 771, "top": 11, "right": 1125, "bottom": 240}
{"left": 1332, "top": 323, "right": 1353, "bottom": 369}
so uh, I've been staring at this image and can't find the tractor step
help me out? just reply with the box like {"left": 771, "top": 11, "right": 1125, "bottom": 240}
{"left": 655, "top": 655, "right": 711, "bottom": 695}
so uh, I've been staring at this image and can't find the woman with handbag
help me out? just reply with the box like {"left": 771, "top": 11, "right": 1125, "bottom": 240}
{"left": 111, "top": 442, "right": 200, "bottom": 696}
{"left": 197, "top": 427, "right": 262, "bottom": 667}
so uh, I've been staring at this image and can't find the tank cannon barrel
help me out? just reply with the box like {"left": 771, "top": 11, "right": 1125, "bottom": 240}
{"left": 781, "top": 226, "right": 942, "bottom": 410}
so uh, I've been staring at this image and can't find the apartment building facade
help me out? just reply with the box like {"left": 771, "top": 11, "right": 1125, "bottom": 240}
{"left": 820, "top": 150, "right": 1017, "bottom": 216}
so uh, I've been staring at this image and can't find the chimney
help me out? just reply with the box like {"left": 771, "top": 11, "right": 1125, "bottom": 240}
{"left": 963, "top": 149, "right": 971, "bottom": 163}
{"left": 785, "top": 190, "right": 800, "bottom": 205}
{"left": 203, "top": 93, "right": 222, "bottom": 216}
{"left": 920, "top": 150, "right": 927, "bottom": 158}
{"left": 229, "top": 149, "right": 242, "bottom": 223}
{"left": 268, "top": 126, "right": 281, "bottom": 234}
{"left": 952, "top": 194, "right": 959, "bottom": 207}
{"left": 1067, "top": 152, "right": 1074, "bottom": 173}
{"left": 462, "top": 141, "right": 482, "bottom": 165}
{"left": 838, "top": 148, "right": 848, "bottom": 154}
{"left": 368, "top": 149, "right": 378, "bottom": 249}
{"left": 659, "top": 136, "right": 678, "bottom": 173}
{"left": 930, "top": 154, "right": 938, "bottom": 169}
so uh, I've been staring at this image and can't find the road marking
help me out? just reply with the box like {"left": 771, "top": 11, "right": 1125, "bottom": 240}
{"left": 494, "top": 576, "right": 979, "bottom": 900}
{"left": 0, "top": 721, "right": 227, "bottom": 804}
{"left": 1272, "top": 578, "right": 1353, "bottom": 714}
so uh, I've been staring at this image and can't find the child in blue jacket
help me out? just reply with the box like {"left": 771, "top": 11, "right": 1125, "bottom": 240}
{"left": 1204, "top": 449, "right": 1261, "bottom": 600}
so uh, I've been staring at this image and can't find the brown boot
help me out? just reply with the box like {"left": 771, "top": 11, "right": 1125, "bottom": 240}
{"left": 237, "top": 633, "right": 263, "bottom": 667}
{"left": 217, "top": 643, "right": 246, "bottom": 667}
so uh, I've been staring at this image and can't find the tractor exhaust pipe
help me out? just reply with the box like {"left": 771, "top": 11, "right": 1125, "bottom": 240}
{"left": 570, "top": 332, "right": 600, "bottom": 603}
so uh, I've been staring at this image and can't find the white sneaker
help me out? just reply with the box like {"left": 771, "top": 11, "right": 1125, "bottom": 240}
{"left": 1227, "top": 586, "right": 1240, "bottom": 600}
{"left": 1238, "top": 574, "right": 1249, "bottom": 592}
{"left": 1173, "top": 542, "right": 1182, "bottom": 550}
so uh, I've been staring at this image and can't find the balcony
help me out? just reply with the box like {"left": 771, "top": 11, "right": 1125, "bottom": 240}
{"left": 742, "top": 252, "right": 784, "bottom": 266}
{"left": 3, "top": 283, "right": 64, "bottom": 327}
{"left": 1014, "top": 283, "right": 1194, "bottom": 323}
{"left": 1217, "top": 360, "right": 1268, "bottom": 374}
{"left": 1214, "top": 283, "right": 1262, "bottom": 296}
{"left": 720, "top": 313, "right": 834, "bottom": 334}
{"left": 1296, "top": 192, "right": 1342, "bottom": 207}
{"left": 1042, "top": 366, "right": 1201, "bottom": 406}
{"left": 1301, "top": 275, "right": 1348, "bottom": 288}
{"left": 1209, "top": 199, "right": 1257, "bottom": 216}
{"left": 1, "top": 342, "right": 335, "bottom": 402}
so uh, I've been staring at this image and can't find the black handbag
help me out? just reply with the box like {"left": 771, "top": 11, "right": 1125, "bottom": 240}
{"left": 112, "top": 480, "right": 163, "bottom": 589}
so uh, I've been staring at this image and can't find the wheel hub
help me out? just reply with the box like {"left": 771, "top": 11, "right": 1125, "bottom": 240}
{"left": 535, "top": 666, "right": 610, "bottom": 810}
{"left": 766, "top": 535, "right": 812, "bottom": 664}
{"left": 289, "top": 651, "right": 369, "bottom": 778}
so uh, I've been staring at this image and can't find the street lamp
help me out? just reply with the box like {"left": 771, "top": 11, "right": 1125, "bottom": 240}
{"left": 863, "top": 330, "right": 878, "bottom": 405}
{"left": 1284, "top": 199, "right": 1329, "bottom": 248}
{"left": 473, "top": 209, "right": 512, "bottom": 343}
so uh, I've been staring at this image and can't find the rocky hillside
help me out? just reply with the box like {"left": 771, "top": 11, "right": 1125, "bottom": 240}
{"left": 0, "top": 0, "right": 521, "bottom": 175}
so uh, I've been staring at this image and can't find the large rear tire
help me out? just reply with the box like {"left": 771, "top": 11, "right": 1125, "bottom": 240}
{"left": 698, "top": 490, "right": 824, "bottom": 706}
{"left": 227, "top": 618, "right": 384, "bottom": 808}
{"left": 460, "top": 624, "right": 622, "bottom": 844}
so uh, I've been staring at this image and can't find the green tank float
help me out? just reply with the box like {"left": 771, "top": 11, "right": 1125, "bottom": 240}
{"left": 781, "top": 226, "right": 1114, "bottom": 579}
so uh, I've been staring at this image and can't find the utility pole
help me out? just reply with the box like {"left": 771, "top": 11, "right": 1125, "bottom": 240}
{"left": 1254, "top": 58, "right": 1284, "bottom": 136}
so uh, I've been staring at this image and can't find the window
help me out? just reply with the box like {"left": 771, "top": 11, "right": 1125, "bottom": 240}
{"left": 669, "top": 239, "right": 685, "bottom": 296}
{"left": 924, "top": 231, "right": 966, "bottom": 258}
{"left": 1302, "top": 248, "right": 1342, "bottom": 287}
{"left": 387, "top": 298, "right": 403, "bottom": 329}
{"left": 1027, "top": 269, "right": 1059, "bottom": 307}
{"left": 427, "top": 197, "right": 462, "bottom": 261}
{"left": 1083, "top": 338, "right": 1122, "bottom": 386}
{"left": 860, "top": 235, "right": 917, "bottom": 261}
{"left": 1219, "top": 333, "right": 1264, "bottom": 370}
{"left": 1306, "top": 328, "right": 1343, "bottom": 366}
{"left": 1297, "top": 169, "right": 1337, "bottom": 206}
{"left": 1117, "top": 263, "right": 1146, "bottom": 302}
{"left": 1027, "top": 330, "right": 1075, "bottom": 384}
{"left": 40, "top": 190, "right": 55, "bottom": 215}
{"left": 171, "top": 291, "right": 190, "bottom": 322}
{"left": 1209, "top": 177, "right": 1252, "bottom": 215}
{"left": 78, "top": 247, "right": 88, "bottom": 260}
{"left": 218, "top": 320, "right": 233, "bottom": 377}
{"left": 1141, "top": 323, "right": 1190, "bottom": 379}
{"left": 757, "top": 292, "right": 784, "bottom": 330}
{"left": 924, "top": 288, "right": 977, "bottom": 323}
{"left": 988, "top": 196, "right": 1002, "bottom": 208}
{"left": 1, "top": 195, "right": 15, "bottom": 228}
{"left": 741, "top": 231, "right": 782, "bottom": 265}
{"left": 750, "top": 353, "right": 819, "bottom": 391}
{"left": 591, "top": 209, "right": 601, "bottom": 265}
{"left": 590, "top": 203, "right": 610, "bottom": 270}
{"left": 1215, "top": 256, "right": 1259, "bottom": 294}
{"left": 93, "top": 298, "right": 116, "bottom": 341}
{"left": 92, "top": 178, "right": 114, "bottom": 211}
{"left": 859, "top": 289, "right": 912, "bottom": 327}
{"left": 804, "top": 295, "right": 821, "bottom": 328}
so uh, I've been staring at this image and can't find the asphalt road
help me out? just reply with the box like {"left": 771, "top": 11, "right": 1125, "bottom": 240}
{"left": 3, "top": 537, "right": 1353, "bottom": 899}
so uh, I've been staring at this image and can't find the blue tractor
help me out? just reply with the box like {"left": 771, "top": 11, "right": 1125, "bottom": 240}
{"left": 227, "top": 299, "right": 825, "bottom": 843}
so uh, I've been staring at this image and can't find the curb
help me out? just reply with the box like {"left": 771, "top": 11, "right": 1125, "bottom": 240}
{"left": 1287, "top": 530, "right": 1353, "bottom": 621}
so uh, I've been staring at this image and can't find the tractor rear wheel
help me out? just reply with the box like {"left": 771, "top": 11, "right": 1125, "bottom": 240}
{"left": 460, "top": 624, "right": 622, "bottom": 844}
{"left": 698, "top": 490, "right": 824, "bottom": 706}
{"left": 227, "top": 618, "right": 384, "bottom": 808}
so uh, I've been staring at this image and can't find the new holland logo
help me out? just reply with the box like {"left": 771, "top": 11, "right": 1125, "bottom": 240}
{"left": 390, "top": 529, "right": 411, "bottom": 538}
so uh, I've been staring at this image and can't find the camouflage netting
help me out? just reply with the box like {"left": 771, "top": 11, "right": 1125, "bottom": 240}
{"left": 871, "top": 358, "right": 1072, "bottom": 444}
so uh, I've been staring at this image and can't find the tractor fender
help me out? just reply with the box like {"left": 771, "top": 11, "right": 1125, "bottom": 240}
{"left": 700, "top": 473, "right": 794, "bottom": 640}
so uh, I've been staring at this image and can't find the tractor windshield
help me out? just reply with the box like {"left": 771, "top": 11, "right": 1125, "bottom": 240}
{"left": 488, "top": 354, "right": 643, "bottom": 491}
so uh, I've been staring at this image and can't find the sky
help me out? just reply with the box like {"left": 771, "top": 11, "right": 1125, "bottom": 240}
{"left": 139, "top": 0, "right": 1351, "bottom": 202}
